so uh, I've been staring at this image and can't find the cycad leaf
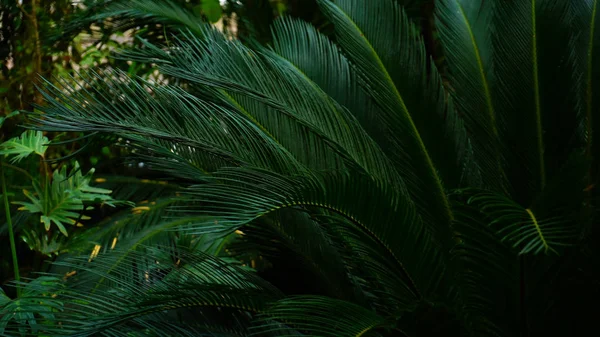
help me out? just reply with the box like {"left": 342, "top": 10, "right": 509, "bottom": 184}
{"left": 0, "top": 277, "right": 64, "bottom": 335}
{"left": 60, "top": 0, "right": 205, "bottom": 40}
{"left": 230, "top": 211, "right": 356, "bottom": 300}
{"left": 316, "top": 0, "right": 458, "bottom": 247}
{"left": 269, "top": 17, "right": 412, "bottom": 193}
{"left": 180, "top": 167, "right": 449, "bottom": 307}
{"left": 451, "top": 197, "right": 519, "bottom": 337}
{"left": 467, "top": 191, "right": 578, "bottom": 255}
{"left": 572, "top": 0, "right": 600, "bottom": 185}
{"left": 252, "top": 296, "right": 388, "bottom": 337}
{"left": 270, "top": 18, "right": 371, "bottom": 130}
{"left": 127, "top": 28, "right": 407, "bottom": 192}
{"left": 18, "top": 248, "right": 283, "bottom": 336}
{"left": 0, "top": 130, "right": 48, "bottom": 163}
{"left": 36, "top": 70, "right": 307, "bottom": 177}
{"left": 436, "top": 0, "right": 507, "bottom": 192}
{"left": 491, "top": 0, "right": 577, "bottom": 203}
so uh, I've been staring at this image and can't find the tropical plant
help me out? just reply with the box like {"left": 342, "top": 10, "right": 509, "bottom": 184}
{"left": 0, "top": 124, "right": 130, "bottom": 290}
{"left": 2, "top": 0, "right": 600, "bottom": 336}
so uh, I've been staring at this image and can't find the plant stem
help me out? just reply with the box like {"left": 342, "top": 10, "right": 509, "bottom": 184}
{"left": 1, "top": 163, "right": 20, "bottom": 297}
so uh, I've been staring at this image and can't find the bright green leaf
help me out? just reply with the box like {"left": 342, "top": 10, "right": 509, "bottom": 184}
{"left": 0, "top": 130, "right": 48, "bottom": 163}
{"left": 14, "top": 162, "right": 123, "bottom": 237}
{"left": 201, "top": 0, "right": 222, "bottom": 23}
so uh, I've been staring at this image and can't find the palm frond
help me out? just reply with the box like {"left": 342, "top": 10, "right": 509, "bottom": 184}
{"left": 451, "top": 195, "right": 520, "bottom": 337}
{"left": 252, "top": 296, "right": 389, "bottom": 337}
{"left": 178, "top": 167, "right": 451, "bottom": 308}
{"left": 123, "top": 27, "right": 409, "bottom": 194}
{"left": 0, "top": 277, "right": 65, "bottom": 336}
{"left": 316, "top": 0, "right": 460, "bottom": 249}
{"left": 270, "top": 17, "right": 376, "bottom": 135}
{"left": 435, "top": 0, "right": 507, "bottom": 192}
{"left": 13, "top": 248, "right": 283, "bottom": 336}
{"left": 571, "top": 0, "right": 600, "bottom": 186}
{"left": 490, "top": 0, "right": 579, "bottom": 204}
{"left": 59, "top": 0, "right": 205, "bottom": 42}
{"left": 91, "top": 175, "right": 180, "bottom": 202}
{"left": 229, "top": 211, "right": 356, "bottom": 300}
{"left": 465, "top": 191, "right": 578, "bottom": 255}
{"left": 36, "top": 70, "right": 307, "bottom": 177}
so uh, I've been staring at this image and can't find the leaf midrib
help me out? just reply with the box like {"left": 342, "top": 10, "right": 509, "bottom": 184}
{"left": 525, "top": 208, "right": 548, "bottom": 253}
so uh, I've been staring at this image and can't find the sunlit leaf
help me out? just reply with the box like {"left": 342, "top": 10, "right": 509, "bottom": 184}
{"left": 0, "top": 130, "right": 48, "bottom": 163}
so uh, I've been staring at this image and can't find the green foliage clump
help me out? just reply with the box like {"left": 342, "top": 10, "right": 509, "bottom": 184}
{"left": 1, "top": 0, "right": 600, "bottom": 336}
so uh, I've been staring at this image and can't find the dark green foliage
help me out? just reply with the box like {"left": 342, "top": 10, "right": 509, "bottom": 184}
{"left": 1, "top": 0, "right": 599, "bottom": 336}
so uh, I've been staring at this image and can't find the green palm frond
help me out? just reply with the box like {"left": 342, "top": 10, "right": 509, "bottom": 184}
{"left": 490, "top": 0, "right": 579, "bottom": 204}
{"left": 270, "top": 17, "right": 373, "bottom": 130}
{"left": 316, "top": 0, "right": 460, "bottom": 249}
{"left": 123, "top": 27, "right": 408, "bottom": 192}
{"left": 0, "top": 130, "right": 48, "bottom": 163}
{"left": 36, "top": 70, "right": 307, "bottom": 177}
{"left": 435, "top": 0, "right": 507, "bottom": 192}
{"left": 451, "top": 196, "right": 520, "bottom": 336}
{"left": 572, "top": 0, "right": 600, "bottom": 183}
{"left": 59, "top": 0, "right": 205, "bottom": 41}
{"left": 466, "top": 191, "right": 578, "bottom": 255}
{"left": 91, "top": 175, "right": 180, "bottom": 202}
{"left": 9, "top": 0, "right": 600, "bottom": 335}
{"left": 17, "top": 248, "right": 282, "bottom": 336}
{"left": 178, "top": 167, "right": 451, "bottom": 307}
{"left": 229, "top": 211, "right": 356, "bottom": 300}
{"left": 252, "top": 296, "right": 389, "bottom": 337}
{"left": 0, "top": 277, "right": 65, "bottom": 336}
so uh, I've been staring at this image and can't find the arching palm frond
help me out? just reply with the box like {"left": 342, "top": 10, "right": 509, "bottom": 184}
{"left": 252, "top": 296, "right": 389, "bottom": 337}
{"left": 451, "top": 197, "right": 520, "bottom": 337}
{"left": 179, "top": 167, "right": 448, "bottom": 307}
{"left": 316, "top": 0, "right": 464, "bottom": 253}
{"left": 36, "top": 70, "right": 306, "bottom": 177}
{"left": 3, "top": 0, "right": 600, "bottom": 336}
{"left": 58, "top": 0, "right": 205, "bottom": 43}
{"left": 7, "top": 248, "right": 282, "bottom": 336}
{"left": 435, "top": 0, "right": 507, "bottom": 193}
{"left": 571, "top": 0, "right": 600, "bottom": 189}
{"left": 123, "top": 27, "right": 409, "bottom": 194}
